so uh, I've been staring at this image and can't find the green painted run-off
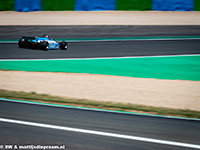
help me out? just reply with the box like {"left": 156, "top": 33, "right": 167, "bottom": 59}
{"left": 59, "top": 36, "right": 200, "bottom": 42}
{"left": 1, "top": 36, "right": 200, "bottom": 43}
{"left": 0, "top": 55, "right": 200, "bottom": 81}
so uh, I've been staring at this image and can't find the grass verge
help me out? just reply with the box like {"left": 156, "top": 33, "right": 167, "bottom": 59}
{"left": 0, "top": 89, "right": 200, "bottom": 119}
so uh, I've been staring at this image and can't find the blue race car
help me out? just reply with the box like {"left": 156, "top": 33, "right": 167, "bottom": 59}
{"left": 18, "top": 34, "right": 68, "bottom": 51}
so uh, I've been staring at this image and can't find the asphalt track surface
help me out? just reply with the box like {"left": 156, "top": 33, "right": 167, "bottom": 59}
{"left": 1, "top": 26, "right": 200, "bottom": 39}
{"left": 0, "top": 100, "right": 200, "bottom": 150}
{"left": 0, "top": 39, "right": 200, "bottom": 59}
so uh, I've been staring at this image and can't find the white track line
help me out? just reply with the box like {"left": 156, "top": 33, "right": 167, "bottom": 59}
{"left": 1, "top": 37, "right": 200, "bottom": 44}
{"left": 0, "top": 118, "right": 200, "bottom": 149}
{"left": 0, "top": 54, "right": 200, "bottom": 61}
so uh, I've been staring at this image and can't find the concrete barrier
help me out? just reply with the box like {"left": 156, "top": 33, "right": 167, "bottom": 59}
{"left": 195, "top": 0, "right": 200, "bottom": 11}
{"left": 0, "top": 0, "right": 13, "bottom": 11}
{"left": 42, "top": 0, "right": 74, "bottom": 11}
{"left": 75, "top": 0, "right": 115, "bottom": 11}
{"left": 1, "top": 0, "right": 199, "bottom": 11}
{"left": 152, "top": 0, "right": 194, "bottom": 11}
{"left": 117, "top": 0, "right": 151, "bottom": 11}
{"left": 14, "top": 0, "right": 41, "bottom": 12}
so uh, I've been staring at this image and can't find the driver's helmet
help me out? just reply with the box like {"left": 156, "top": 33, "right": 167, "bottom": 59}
{"left": 43, "top": 34, "right": 49, "bottom": 38}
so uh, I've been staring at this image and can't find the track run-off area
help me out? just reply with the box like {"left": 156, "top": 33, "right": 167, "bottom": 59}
{"left": 0, "top": 37, "right": 200, "bottom": 150}
{"left": 0, "top": 38, "right": 200, "bottom": 81}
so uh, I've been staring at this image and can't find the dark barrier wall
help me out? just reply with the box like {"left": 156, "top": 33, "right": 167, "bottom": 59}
{"left": 152, "top": 0, "right": 194, "bottom": 11}
{"left": 0, "top": 0, "right": 14, "bottom": 11}
{"left": 117, "top": 0, "right": 151, "bottom": 11}
{"left": 42, "top": 0, "right": 74, "bottom": 11}
{"left": 15, "top": 0, "right": 41, "bottom": 11}
{"left": 195, "top": 0, "right": 200, "bottom": 11}
{"left": 75, "top": 0, "right": 115, "bottom": 11}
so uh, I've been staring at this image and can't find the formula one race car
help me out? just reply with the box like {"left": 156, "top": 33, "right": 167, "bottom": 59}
{"left": 18, "top": 34, "right": 68, "bottom": 51}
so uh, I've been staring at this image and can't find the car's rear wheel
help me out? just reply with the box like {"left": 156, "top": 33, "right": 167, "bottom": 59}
{"left": 18, "top": 39, "right": 26, "bottom": 48}
{"left": 40, "top": 41, "right": 49, "bottom": 51}
{"left": 60, "top": 41, "right": 68, "bottom": 50}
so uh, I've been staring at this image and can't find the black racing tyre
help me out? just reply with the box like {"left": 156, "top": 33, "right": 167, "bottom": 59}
{"left": 40, "top": 41, "right": 49, "bottom": 51}
{"left": 18, "top": 39, "right": 26, "bottom": 48}
{"left": 60, "top": 41, "right": 68, "bottom": 50}
{"left": 28, "top": 42, "right": 33, "bottom": 49}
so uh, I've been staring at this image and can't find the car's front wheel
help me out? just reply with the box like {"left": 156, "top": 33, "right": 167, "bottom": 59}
{"left": 60, "top": 41, "right": 68, "bottom": 50}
